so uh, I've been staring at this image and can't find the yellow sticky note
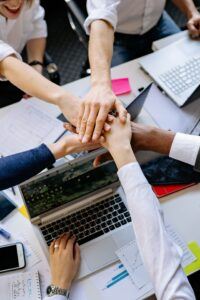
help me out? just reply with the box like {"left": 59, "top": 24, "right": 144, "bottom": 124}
{"left": 18, "top": 205, "right": 30, "bottom": 220}
{"left": 184, "top": 241, "right": 200, "bottom": 276}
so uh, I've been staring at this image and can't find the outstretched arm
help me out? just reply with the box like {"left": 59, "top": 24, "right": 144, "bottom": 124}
{"left": 101, "top": 117, "right": 195, "bottom": 299}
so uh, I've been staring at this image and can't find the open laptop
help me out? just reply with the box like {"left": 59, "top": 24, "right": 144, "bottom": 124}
{"left": 139, "top": 36, "right": 200, "bottom": 107}
{"left": 18, "top": 87, "right": 149, "bottom": 279}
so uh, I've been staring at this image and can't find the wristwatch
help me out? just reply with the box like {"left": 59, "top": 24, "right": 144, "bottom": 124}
{"left": 46, "top": 285, "right": 70, "bottom": 298}
{"left": 29, "top": 60, "right": 44, "bottom": 67}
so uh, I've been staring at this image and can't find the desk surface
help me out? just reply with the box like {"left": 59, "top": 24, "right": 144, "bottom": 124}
{"left": 0, "top": 53, "right": 200, "bottom": 299}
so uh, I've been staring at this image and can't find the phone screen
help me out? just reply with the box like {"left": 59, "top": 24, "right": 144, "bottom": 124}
{"left": 0, "top": 245, "right": 19, "bottom": 271}
{"left": 0, "top": 192, "right": 16, "bottom": 221}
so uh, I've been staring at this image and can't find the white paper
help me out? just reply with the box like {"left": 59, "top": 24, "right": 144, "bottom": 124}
{"left": 116, "top": 241, "right": 150, "bottom": 289}
{"left": 165, "top": 223, "right": 196, "bottom": 267}
{"left": 0, "top": 100, "right": 64, "bottom": 156}
{"left": 0, "top": 270, "right": 41, "bottom": 300}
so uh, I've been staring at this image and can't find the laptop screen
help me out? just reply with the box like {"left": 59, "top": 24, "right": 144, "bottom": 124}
{"left": 20, "top": 158, "right": 118, "bottom": 219}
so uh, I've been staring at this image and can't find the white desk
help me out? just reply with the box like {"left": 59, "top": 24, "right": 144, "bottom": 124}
{"left": 0, "top": 55, "right": 200, "bottom": 300}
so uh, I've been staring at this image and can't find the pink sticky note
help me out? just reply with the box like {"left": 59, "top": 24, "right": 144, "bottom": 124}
{"left": 111, "top": 78, "right": 131, "bottom": 96}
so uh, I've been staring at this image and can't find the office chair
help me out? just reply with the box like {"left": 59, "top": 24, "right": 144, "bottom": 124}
{"left": 64, "top": 0, "right": 90, "bottom": 77}
{"left": 44, "top": 52, "right": 60, "bottom": 85}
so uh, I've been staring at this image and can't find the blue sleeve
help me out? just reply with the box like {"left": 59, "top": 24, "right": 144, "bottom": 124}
{"left": 0, "top": 144, "right": 55, "bottom": 190}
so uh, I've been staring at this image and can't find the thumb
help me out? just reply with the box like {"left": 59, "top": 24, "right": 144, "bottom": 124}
{"left": 63, "top": 122, "right": 77, "bottom": 133}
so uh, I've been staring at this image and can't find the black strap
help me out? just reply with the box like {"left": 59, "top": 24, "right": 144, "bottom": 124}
{"left": 29, "top": 60, "right": 43, "bottom": 67}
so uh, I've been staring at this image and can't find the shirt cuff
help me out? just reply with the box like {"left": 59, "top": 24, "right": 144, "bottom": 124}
{"left": 43, "top": 296, "right": 67, "bottom": 300}
{"left": 169, "top": 133, "right": 200, "bottom": 166}
{"left": 117, "top": 162, "right": 148, "bottom": 190}
{"left": 84, "top": 9, "right": 117, "bottom": 34}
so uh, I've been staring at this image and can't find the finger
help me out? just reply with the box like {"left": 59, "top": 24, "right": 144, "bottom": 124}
{"left": 82, "top": 105, "right": 99, "bottom": 143}
{"left": 60, "top": 232, "right": 70, "bottom": 249}
{"left": 115, "top": 101, "right": 127, "bottom": 123}
{"left": 63, "top": 123, "right": 76, "bottom": 134}
{"left": 50, "top": 240, "right": 56, "bottom": 255}
{"left": 103, "top": 122, "right": 111, "bottom": 132}
{"left": 54, "top": 235, "right": 62, "bottom": 252}
{"left": 92, "top": 105, "right": 110, "bottom": 141}
{"left": 107, "top": 114, "right": 114, "bottom": 123}
{"left": 74, "top": 243, "right": 81, "bottom": 265}
{"left": 77, "top": 101, "right": 85, "bottom": 134}
{"left": 79, "top": 104, "right": 90, "bottom": 140}
{"left": 66, "top": 235, "right": 76, "bottom": 259}
{"left": 188, "top": 22, "right": 199, "bottom": 37}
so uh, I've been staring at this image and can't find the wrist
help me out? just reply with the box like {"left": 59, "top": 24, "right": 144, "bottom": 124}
{"left": 51, "top": 281, "right": 71, "bottom": 290}
{"left": 91, "top": 78, "right": 111, "bottom": 89}
{"left": 187, "top": 7, "right": 199, "bottom": 19}
{"left": 47, "top": 140, "right": 69, "bottom": 160}
{"left": 110, "top": 143, "right": 136, "bottom": 169}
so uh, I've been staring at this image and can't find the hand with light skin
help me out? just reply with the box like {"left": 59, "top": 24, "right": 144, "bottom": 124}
{"left": 49, "top": 233, "right": 80, "bottom": 290}
{"left": 100, "top": 114, "right": 136, "bottom": 169}
{"left": 77, "top": 85, "right": 127, "bottom": 143}
{"left": 187, "top": 11, "right": 200, "bottom": 38}
{"left": 48, "top": 130, "right": 100, "bottom": 160}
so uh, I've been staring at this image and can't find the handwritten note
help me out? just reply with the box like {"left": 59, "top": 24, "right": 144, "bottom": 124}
{"left": 111, "top": 78, "right": 131, "bottom": 96}
{"left": 1, "top": 271, "right": 41, "bottom": 300}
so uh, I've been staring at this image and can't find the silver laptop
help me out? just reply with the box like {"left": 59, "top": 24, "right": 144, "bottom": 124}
{"left": 19, "top": 151, "right": 136, "bottom": 279}
{"left": 139, "top": 36, "right": 200, "bottom": 107}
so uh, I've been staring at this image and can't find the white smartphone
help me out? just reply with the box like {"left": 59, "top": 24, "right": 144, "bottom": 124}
{"left": 0, "top": 242, "right": 26, "bottom": 273}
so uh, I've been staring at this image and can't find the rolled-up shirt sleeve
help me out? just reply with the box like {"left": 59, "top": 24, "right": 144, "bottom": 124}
{"left": 28, "top": 0, "right": 47, "bottom": 40}
{"left": 169, "top": 132, "right": 200, "bottom": 166}
{"left": 84, "top": 0, "right": 120, "bottom": 34}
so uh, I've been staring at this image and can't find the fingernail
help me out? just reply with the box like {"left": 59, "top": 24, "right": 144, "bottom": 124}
{"left": 82, "top": 137, "right": 87, "bottom": 143}
{"left": 93, "top": 134, "right": 98, "bottom": 141}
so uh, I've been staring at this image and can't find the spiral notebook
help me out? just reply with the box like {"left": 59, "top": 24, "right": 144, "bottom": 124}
{"left": 0, "top": 270, "right": 41, "bottom": 300}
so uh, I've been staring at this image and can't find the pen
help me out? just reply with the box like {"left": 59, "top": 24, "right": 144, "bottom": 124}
{"left": 0, "top": 227, "right": 11, "bottom": 240}
{"left": 0, "top": 154, "right": 16, "bottom": 196}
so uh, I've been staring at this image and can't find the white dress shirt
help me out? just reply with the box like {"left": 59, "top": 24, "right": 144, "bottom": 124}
{"left": 85, "top": 0, "right": 166, "bottom": 35}
{"left": 0, "top": 0, "right": 47, "bottom": 65}
{"left": 170, "top": 132, "right": 200, "bottom": 166}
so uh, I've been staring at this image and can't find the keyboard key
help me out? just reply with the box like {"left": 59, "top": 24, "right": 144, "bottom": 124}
{"left": 109, "top": 225, "right": 115, "bottom": 231}
{"left": 78, "top": 230, "right": 104, "bottom": 245}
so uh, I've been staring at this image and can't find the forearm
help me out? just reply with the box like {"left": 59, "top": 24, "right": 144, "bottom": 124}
{"left": 0, "top": 144, "right": 55, "bottom": 190}
{"left": 26, "top": 38, "right": 46, "bottom": 63}
{"left": 131, "top": 123, "right": 175, "bottom": 155}
{"left": 173, "top": 0, "right": 198, "bottom": 18}
{"left": 89, "top": 20, "right": 114, "bottom": 87}
{"left": 0, "top": 55, "right": 75, "bottom": 107}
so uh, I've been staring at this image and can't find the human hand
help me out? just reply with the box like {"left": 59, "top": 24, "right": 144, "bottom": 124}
{"left": 49, "top": 233, "right": 80, "bottom": 289}
{"left": 77, "top": 84, "right": 127, "bottom": 143}
{"left": 58, "top": 93, "right": 81, "bottom": 127}
{"left": 187, "top": 12, "right": 200, "bottom": 38}
{"left": 48, "top": 130, "right": 100, "bottom": 160}
{"left": 100, "top": 114, "right": 135, "bottom": 169}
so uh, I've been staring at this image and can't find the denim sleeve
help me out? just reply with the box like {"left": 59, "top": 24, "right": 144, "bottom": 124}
{"left": 0, "top": 144, "right": 55, "bottom": 190}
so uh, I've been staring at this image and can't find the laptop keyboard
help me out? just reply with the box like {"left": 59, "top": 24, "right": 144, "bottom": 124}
{"left": 159, "top": 56, "right": 200, "bottom": 96}
{"left": 40, "top": 194, "right": 131, "bottom": 246}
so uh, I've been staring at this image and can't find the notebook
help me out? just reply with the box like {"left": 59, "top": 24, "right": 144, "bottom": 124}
{"left": 0, "top": 270, "right": 41, "bottom": 300}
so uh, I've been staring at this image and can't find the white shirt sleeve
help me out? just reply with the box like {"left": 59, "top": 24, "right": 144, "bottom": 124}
{"left": 43, "top": 295, "right": 67, "bottom": 300}
{"left": 84, "top": 0, "right": 120, "bottom": 34}
{"left": 28, "top": 0, "right": 47, "bottom": 40}
{"left": 0, "top": 40, "right": 22, "bottom": 80}
{"left": 117, "top": 162, "right": 195, "bottom": 300}
{"left": 169, "top": 132, "right": 200, "bottom": 166}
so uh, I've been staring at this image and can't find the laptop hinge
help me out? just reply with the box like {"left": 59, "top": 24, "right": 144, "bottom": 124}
{"left": 39, "top": 188, "right": 114, "bottom": 226}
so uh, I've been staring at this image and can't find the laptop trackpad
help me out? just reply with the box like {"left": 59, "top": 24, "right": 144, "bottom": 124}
{"left": 82, "top": 237, "right": 117, "bottom": 271}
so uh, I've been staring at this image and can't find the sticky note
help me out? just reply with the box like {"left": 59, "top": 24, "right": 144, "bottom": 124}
{"left": 18, "top": 205, "right": 29, "bottom": 220}
{"left": 111, "top": 78, "right": 131, "bottom": 96}
{"left": 184, "top": 241, "right": 200, "bottom": 275}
